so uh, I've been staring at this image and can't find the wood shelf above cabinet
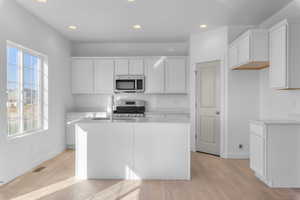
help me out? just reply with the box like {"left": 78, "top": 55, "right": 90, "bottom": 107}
{"left": 232, "top": 61, "right": 269, "bottom": 70}
{"left": 229, "top": 29, "right": 269, "bottom": 71}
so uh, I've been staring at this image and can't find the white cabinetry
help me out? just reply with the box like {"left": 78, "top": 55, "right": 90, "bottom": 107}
{"left": 269, "top": 19, "right": 300, "bottom": 89}
{"left": 249, "top": 120, "right": 300, "bottom": 187}
{"left": 72, "top": 59, "right": 94, "bottom": 94}
{"left": 249, "top": 124, "right": 266, "bottom": 178}
{"left": 237, "top": 34, "right": 250, "bottom": 64}
{"left": 115, "top": 59, "right": 144, "bottom": 75}
{"left": 165, "top": 58, "right": 187, "bottom": 93}
{"left": 76, "top": 121, "right": 190, "bottom": 180}
{"left": 94, "top": 59, "right": 114, "bottom": 94}
{"left": 72, "top": 57, "right": 187, "bottom": 94}
{"left": 129, "top": 59, "right": 144, "bottom": 75}
{"left": 115, "top": 59, "right": 129, "bottom": 75}
{"left": 145, "top": 58, "right": 165, "bottom": 93}
{"left": 145, "top": 57, "right": 187, "bottom": 94}
{"left": 229, "top": 29, "right": 269, "bottom": 70}
{"left": 229, "top": 44, "right": 238, "bottom": 68}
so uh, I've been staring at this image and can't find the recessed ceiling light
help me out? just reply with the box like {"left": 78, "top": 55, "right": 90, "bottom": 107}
{"left": 133, "top": 24, "right": 142, "bottom": 29}
{"left": 128, "top": 0, "right": 135, "bottom": 2}
{"left": 36, "top": 0, "right": 47, "bottom": 3}
{"left": 200, "top": 24, "right": 207, "bottom": 28}
{"left": 68, "top": 25, "right": 77, "bottom": 30}
{"left": 168, "top": 48, "right": 175, "bottom": 52}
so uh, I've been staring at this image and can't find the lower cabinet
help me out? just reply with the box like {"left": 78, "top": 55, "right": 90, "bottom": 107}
{"left": 249, "top": 121, "right": 300, "bottom": 187}
{"left": 249, "top": 126, "right": 266, "bottom": 178}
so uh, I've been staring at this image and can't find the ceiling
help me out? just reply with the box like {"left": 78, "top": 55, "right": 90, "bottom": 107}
{"left": 16, "top": 0, "right": 292, "bottom": 42}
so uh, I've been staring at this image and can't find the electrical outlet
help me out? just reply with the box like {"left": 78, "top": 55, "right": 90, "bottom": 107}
{"left": 238, "top": 144, "right": 243, "bottom": 149}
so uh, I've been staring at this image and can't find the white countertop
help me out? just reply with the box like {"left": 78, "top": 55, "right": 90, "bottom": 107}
{"left": 78, "top": 117, "right": 190, "bottom": 124}
{"left": 250, "top": 119, "right": 300, "bottom": 125}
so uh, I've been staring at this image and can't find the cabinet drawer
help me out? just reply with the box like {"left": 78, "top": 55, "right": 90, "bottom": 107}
{"left": 250, "top": 123, "right": 265, "bottom": 137}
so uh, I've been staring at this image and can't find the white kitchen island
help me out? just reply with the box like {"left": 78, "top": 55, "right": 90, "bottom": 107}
{"left": 75, "top": 118, "right": 190, "bottom": 180}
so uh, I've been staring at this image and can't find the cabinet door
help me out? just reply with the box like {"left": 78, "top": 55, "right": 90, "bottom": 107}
{"left": 145, "top": 58, "right": 165, "bottom": 93}
{"left": 115, "top": 59, "right": 129, "bottom": 75}
{"left": 238, "top": 34, "right": 250, "bottom": 64}
{"left": 229, "top": 44, "right": 238, "bottom": 68}
{"left": 129, "top": 59, "right": 144, "bottom": 75}
{"left": 94, "top": 59, "right": 114, "bottom": 94}
{"left": 269, "top": 24, "right": 287, "bottom": 89}
{"left": 72, "top": 59, "right": 94, "bottom": 94}
{"left": 250, "top": 133, "right": 265, "bottom": 177}
{"left": 165, "top": 58, "right": 186, "bottom": 93}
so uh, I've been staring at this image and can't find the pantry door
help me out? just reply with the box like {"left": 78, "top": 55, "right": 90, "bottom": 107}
{"left": 195, "top": 61, "right": 221, "bottom": 155}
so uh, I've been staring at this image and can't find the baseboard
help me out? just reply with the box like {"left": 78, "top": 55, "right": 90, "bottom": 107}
{"left": 226, "top": 152, "right": 249, "bottom": 159}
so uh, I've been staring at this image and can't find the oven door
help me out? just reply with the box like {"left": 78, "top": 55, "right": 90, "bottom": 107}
{"left": 115, "top": 79, "right": 136, "bottom": 92}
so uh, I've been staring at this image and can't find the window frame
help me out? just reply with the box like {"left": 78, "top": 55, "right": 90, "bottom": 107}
{"left": 6, "top": 41, "right": 47, "bottom": 138}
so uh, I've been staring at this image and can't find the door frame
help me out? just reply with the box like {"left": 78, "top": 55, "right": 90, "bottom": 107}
{"left": 193, "top": 60, "right": 226, "bottom": 158}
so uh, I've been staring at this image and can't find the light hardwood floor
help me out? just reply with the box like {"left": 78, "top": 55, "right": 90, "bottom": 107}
{"left": 1, "top": 150, "right": 300, "bottom": 200}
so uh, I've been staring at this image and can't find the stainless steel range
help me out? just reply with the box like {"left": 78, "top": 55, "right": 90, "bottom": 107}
{"left": 113, "top": 99, "right": 146, "bottom": 117}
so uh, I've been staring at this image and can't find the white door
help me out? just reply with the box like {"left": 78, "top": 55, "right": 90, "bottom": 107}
{"left": 72, "top": 59, "right": 94, "bottom": 94}
{"left": 196, "top": 61, "right": 221, "bottom": 155}
{"left": 129, "top": 59, "right": 144, "bottom": 75}
{"left": 115, "top": 59, "right": 129, "bottom": 75}
{"left": 94, "top": 59, "right": 114, "bottom": 94}
{"left": 145, "top": 57, "right": 165, "bottom": 93}
{"left": 165, "top": 58, "right": 186, "bottom": 93}
{"left": 269, "top": 24, "right": 287, "bottom": 89}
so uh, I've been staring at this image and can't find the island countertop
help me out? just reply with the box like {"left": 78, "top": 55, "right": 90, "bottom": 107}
{"left": 78, "top": 117, "right": 190, "bottom": 124}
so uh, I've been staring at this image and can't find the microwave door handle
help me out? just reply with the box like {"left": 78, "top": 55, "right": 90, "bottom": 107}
{"left": 135, "top": 80, "right": 137, "bottom": 90}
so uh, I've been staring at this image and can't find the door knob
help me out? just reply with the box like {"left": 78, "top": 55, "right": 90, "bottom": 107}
{"left": 216, "top": 111, "right": 220, "bottom": 115}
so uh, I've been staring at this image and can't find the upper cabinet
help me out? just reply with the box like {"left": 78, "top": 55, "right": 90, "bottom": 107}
{"left": 229, "top": 29, "right": 269, "bottom": 70}
{"left": 269, "top": 19, "right": 300, "bottom": 89}
{"left": 129, "top": 59, "right": 144, "bottom": 75}
{"left": 72, "top": 59, "right": 94, "bottom": 94}
{"left": 72, "top": 57, "right": 187, "bottom": 94}
{"left": 145, "top": 58, "right": 165, "bottom": 94}
{"left": 94, "top": 59, "right": 114, "bottom": 94}
{"left": 145, "top": 57, "right": 187, "bottom": 94}
{"left": 115, "top": 59, "right": 129, "bottom": 75}
{"left": 115, "top": 59, "right": 144, "bottom": 75}
{"left": 165, "top": 58, "right": 187, "bottom": 93}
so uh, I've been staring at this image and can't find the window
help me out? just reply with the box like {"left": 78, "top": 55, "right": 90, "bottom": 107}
{"left": 6, "top": 42, "right": 47, "bottom": 137}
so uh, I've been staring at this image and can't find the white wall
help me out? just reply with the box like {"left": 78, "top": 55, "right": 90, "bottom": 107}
{"left": 259, "top": 69, "right": 300, "bottom": 119}
{"left": 72, "top": 42, "right": 189, "bottom": 57}
{"left": 189, "top": 27, "right": 260, "bottom": 157}
{"left": 258, "top": 0, "right": 300, "bottom": 120}
{"left": 260, "top": 0, "right": 300, "bottom": 28}
{"left": 0, "top": 0, "right": 73, "bottom": 183}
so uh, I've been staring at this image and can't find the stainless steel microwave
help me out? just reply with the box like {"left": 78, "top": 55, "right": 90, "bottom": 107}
{"left": 114, "top": 75, "right": 145, "bottom": 93}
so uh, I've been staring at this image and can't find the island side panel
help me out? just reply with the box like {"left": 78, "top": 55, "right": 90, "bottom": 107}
{"left": 133, "top": 123, "right": 190, "bottom": 180}
{"left": 76, "top": 122, "right": 134, "bottom": 179}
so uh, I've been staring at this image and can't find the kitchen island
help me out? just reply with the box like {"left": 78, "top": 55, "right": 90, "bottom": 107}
{"left": 75, "top": 118, "right": 190, "bottom": 180}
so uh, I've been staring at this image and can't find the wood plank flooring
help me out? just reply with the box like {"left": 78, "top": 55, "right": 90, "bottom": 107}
{"left": 1, "top": 150, "right": 300, "bottom": 200}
